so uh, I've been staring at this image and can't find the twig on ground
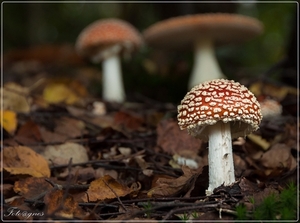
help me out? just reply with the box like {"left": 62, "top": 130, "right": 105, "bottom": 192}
{"left": 103, "top": 178, "right": 128, "bottom": 212}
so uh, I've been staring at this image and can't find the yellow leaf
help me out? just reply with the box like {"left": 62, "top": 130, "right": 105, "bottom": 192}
{"left": 43, "top": 83, "right": 79, "bottom": 104}
{"left": 1, "top": 110, "right": 17, "bottom": 134}
{"left": 1, "top": 146, "right": 51, "bottom": 177}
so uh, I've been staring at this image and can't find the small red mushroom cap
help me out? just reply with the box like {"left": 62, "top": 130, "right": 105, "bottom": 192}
{"left": 177, "top": 79, "right": 262, "bottom": 141}
{"left": 76, "top": 19, "right": 143, "bottom": 61}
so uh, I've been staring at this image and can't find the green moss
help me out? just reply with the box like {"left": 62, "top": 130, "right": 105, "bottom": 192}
{"left": 235, "top": 204, "right": 248, "bottom": 220}
{"left": 235, "top": 182, "right": 298, "bottom": 221}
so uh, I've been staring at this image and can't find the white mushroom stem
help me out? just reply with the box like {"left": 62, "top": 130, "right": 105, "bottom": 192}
{"left": 206, "top": 121, "right": 235, "bottom": 196}
{"left": 188, "top": 39, "right": 224, "bottom": 89}
{"left": 102, "top": 55, "right": 125, "bottom": 103}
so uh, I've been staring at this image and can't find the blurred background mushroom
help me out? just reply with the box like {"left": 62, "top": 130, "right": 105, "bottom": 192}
{"left": 2, "top": 2, "right": 297, "bottom": 106}
{"left": 143, "top": 13, "right": 264, "bottom": 89}
{"left": 75, "top": 18, "right": 143, "bottom": 103}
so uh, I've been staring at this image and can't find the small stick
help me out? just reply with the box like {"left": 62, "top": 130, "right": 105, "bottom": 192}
{"left": 103, "top": 179, "right": 127, "bottom": 212}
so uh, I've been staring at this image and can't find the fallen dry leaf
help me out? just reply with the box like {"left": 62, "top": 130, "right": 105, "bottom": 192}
{"left": 42, "top": 142, "right": 89, "bottom": 166}
{"left": 54, "top": 116, "right": 86, "bottom": 139}
{"left": 1, "top": 82, "right": 30, "bottom": 113}
{"left": 147, "top": 166, "right": 200, "bottom": 197}
{"left": 13, "top": 177, "right": 53, "bottom": 199}
{"left": 82, "top": 175, "right": 133, "bottom": 202}
{"left": 2, "top": 184, "right": 15, "bottom": 199}
{"left": 43, "top": 82, "right": 79, "bottom": 105}
{"left": 249, "top": 80, "right": 297, "bottom": 101}
{"left": 239, "top": 177, "right": 260, "bottom": 195}
{"left": 134, "top": 155, "right": 150, "bottom": 170}
{"left": 233, "top": 154, "right": 248, "bottom": 177}
{"left": 260, "top": 143, "right": 296, "bottom": 170}
{"left": 1, "top": 110, "right": 17, "bottom": 135}
{"left": 156, "top": 119, "right": 201, "bottom": 155}
{"left": 39, "top": 126, "right": 69, "bottom": 143}
{"left": 1, "top": 146, "right": 50, "bottom": 177}
{"left": 14, "top": 120, "right": 42, "bottom": 145}
{"left": 44, "top": 188, "right": 85, "bottom": 218}
{"left": 113, "top": 111, "right": 145, "bottom": 132}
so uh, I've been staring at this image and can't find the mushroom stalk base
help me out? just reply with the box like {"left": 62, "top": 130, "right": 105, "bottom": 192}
{"left": 188, "top": 39, "right": 224, "bottom": 89}
{"left": 102, "top": 55, "right": 125, "bottom": 103}
{"left": 206, "top": 121, "right": 235, "bottom": 196}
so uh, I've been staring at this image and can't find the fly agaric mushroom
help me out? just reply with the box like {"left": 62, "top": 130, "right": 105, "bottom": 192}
{"left": 76, "top": 19, "right": 143, "bottom": 103}
{"left": 143, "top": 13, "right": 263, "bottom": 89}
{"left": 259, "top": 97, "right": 282, "bottom": 118}
{"left": 177, "top": 79, "right": 262, "bottom": 195}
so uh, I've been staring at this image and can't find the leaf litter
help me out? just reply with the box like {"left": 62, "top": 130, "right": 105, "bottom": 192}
{"left": 1, "top": 44, "right": 298, "bottom": 221}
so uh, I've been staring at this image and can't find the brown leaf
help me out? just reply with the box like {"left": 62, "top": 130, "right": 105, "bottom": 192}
{"left": 239, "top": 177, "right": 260, "bottom": 195}
{"left": 39, "top": 125, "right": 69, "bottom": 143}
{"left": 13, "top": 177, "right": 53, "bottom": 199}
{"left": 260, "top": 143, "right": 296, "bottom": 170}
{"left": 147, "top": 166, "right": 200, "bottom": 197}
{"left": 83, "top": 175, "right": 133, "bottom": 202}
{"left": 113, "top": 111, "right": 144, "bottom": 131}
{"left": 54, "top": 116, "right": 86, "bottom": 139}
{"left": 156, "top": 119, "right": 201, "bottom": 155}
{"left": 1, "top": 146, "right": 50, "bottom": 177}
{"left": 233, "top": 154, "right": 248, "bottom": 177}
{"left": 15, "top": 120, "right": 42, "bottom": 145}
{"left": 44, "top": 188, "right": 85, "bottom": 218}
{"left": 252, "top": 187, "right": 279, "bottom": 207}
{"left": 2, "top": 184, "right": 15, "bottom": 199}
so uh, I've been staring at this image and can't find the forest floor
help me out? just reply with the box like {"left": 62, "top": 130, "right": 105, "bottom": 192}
{"left": 1, "top": 44, "right": 299, "bottom": 222}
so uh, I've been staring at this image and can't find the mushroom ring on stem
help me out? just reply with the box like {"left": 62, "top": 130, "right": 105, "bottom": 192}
{"left": 177, "top": 79, "right": 262, "bottom": 195}
{"left": 143, "top": 13, "right": 263, "bottom": 89}
{"left": 76, "top": 19, "right": 143, "bottom": 103}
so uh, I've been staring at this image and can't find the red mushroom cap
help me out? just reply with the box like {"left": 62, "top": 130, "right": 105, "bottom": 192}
{"left": 177, "top": 79, "right": 262, "bottom": 141}
{"left": 144, "top": 13, "right": 263, "bottom": 50}
{"left": 76, "top": 19, "right": 143, "bottom": 61}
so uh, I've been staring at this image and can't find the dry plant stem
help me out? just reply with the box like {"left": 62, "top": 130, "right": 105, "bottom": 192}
{"left": 102, "top": 54, "right": 125, "bottom": 102}
{"left": 206, "top": 121, "right": 235, "bottom": 196}
{"left": 188, "top": 39, "right": 224, "bottom": 89}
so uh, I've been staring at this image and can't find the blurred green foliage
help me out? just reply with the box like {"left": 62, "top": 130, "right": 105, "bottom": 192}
{"left": 2, "top": 2, "right": 297, "bottom": 102}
